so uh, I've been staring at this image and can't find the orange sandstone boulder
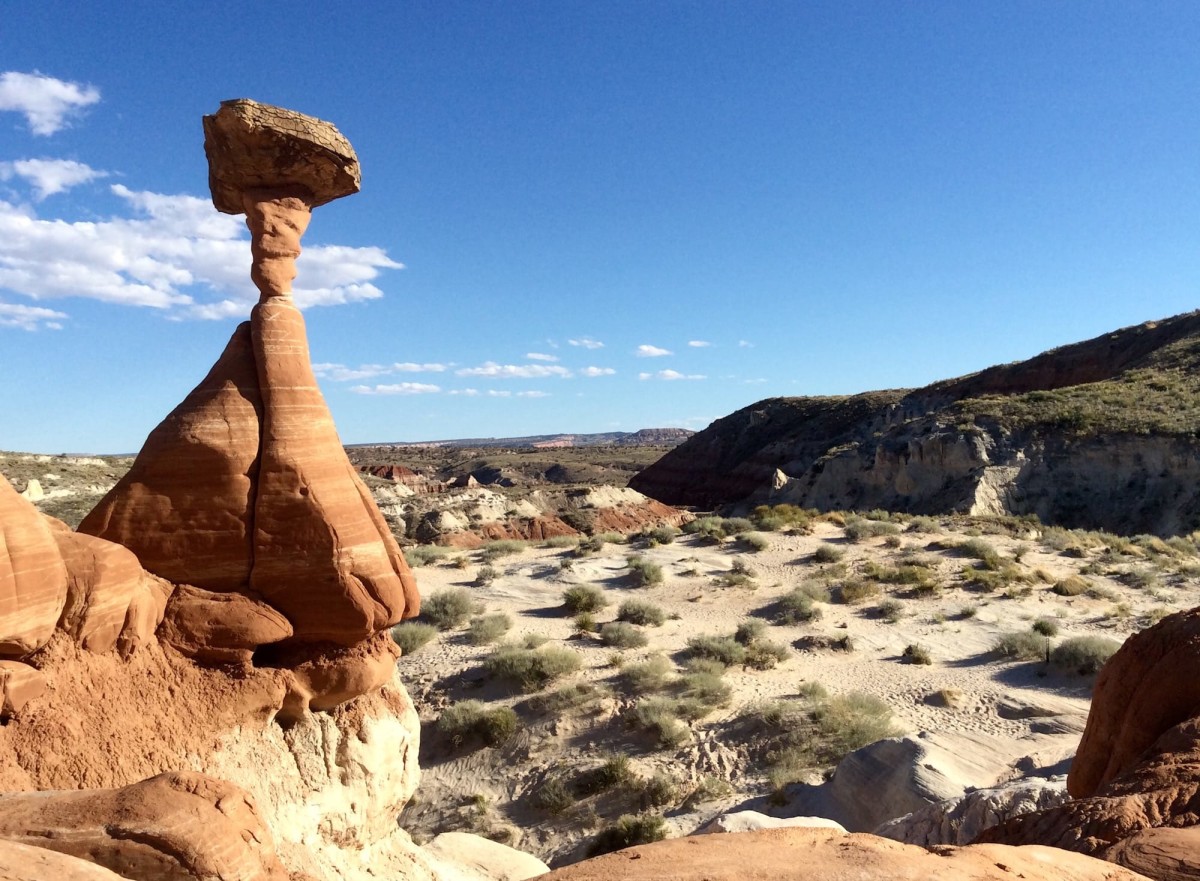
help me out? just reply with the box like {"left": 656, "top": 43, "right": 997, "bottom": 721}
{"left": 0, "top": 662, "right": 44, "bottom": 720}
{"left": 0, "top": 479, "right": 67, "bottom": 657}
{"left": 538, "top": 828, "right": 1152, "bottom": 881}
{"left": 0, "top": 840, "right": 133, "bottom": 881}
{"left": 158, "top": 584, "right": 292, "bottom": 665}
{"left": 0, "top": 771, "right": 289, "bottom": 881}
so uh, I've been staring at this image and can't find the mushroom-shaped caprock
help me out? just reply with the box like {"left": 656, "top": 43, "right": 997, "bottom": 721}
{"left": 202, "top": 98, "right": 360, "bottom": 214}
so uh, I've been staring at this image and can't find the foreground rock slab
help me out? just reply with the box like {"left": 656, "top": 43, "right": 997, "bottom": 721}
{"left": 538, "top": 828, "right": 1152, "bottom": 881}
{"left": 0, "top": 771, "right": 289, "bottom": 881}
{"left": 0, "top": 840, "right": 132, "bottom": 881}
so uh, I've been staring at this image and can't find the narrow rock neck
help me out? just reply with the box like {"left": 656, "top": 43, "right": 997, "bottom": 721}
{"left": 242, "top": 187, "right": 313, "bottom": 302}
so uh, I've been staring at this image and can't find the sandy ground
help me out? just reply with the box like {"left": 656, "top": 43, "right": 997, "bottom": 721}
{"left": 395, "top": 519, "right": 1200, "bottom": 864}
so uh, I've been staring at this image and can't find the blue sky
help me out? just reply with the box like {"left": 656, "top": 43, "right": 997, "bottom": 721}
{"left": 2, "top": 2, "right": 1199, "bottom": 453}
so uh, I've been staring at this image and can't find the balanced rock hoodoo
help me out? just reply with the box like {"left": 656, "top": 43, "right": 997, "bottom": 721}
{"left": 81, "top": 99, "right": 418, "bottom": 670}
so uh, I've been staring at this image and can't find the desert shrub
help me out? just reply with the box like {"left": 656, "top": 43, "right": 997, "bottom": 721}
{"left": 530, "top": 777, "right": 575, "bottom": 814}
{"left": 596, "top": 531, "right": 626, "bottom": 544}
{"left": 863, "top": 561, "right": 939, "bottom": 590}
{"left": 994, "top": 630, "right": 1049, "bottom": 661}
{"left": 621, "top": 655, "right": 674, "bottom": 693}
{"left": 810, "top": 692, "right": 898, "bottom": 759}
{"left": 574, "top": 535, "right": 606, "bottom": 556}
{"left": 574, "top": 755, "right": 634, "bottom": 796}
{"left": 719, "top": 517, "right": 754, "bottom": 535}
{"left": 1122, "top": 568, "right": 1161, "bottom": 590}
{"left": 636, "top": 772, "right": 679, "bottom": 808}
{"left": 618, "top": 598, "right": 667, "bottom": 627}
{"left": 675, "top": 670, "right": 732, "bottom": 711}
{"left": 481, "top": 539, "right": 526, "bottom": 561}
{"left": 843, "top": 520, "right": 900, "bottom": 542}
{"left": 633, "top": 697, "right": 691, "bottom": 747}
{"left": 1087, "top": 583, "right": 1121, "bottom": 601}
{"left": 684, "top": 516, "right": 727, "bottom": 543}
{"left": 475, "top": 565, "right": 499, "bottom": 586}
{"left": 573, "top": 612, "right": 598, "bottom": 633}
{"left": 600, "top": 621, "right": 649, "bottom": 649}
{"left": 768, "top": 588, "right": 822, "bottom": 624}
{"left": 392, "top": 621, "right": 439, "bottom": 655}
{"left": 835, "top": 579, "right": 881, "bottom": 605}
{"left": 627, "top": 556, "right": 664, "bottom": 587}
{"left": 745, "top": 639, "right": 790, "bottom": 670}
{"left": 586, "top": 814, "right": 667, "bottom": 857}
{"left": 563, "top": 584, "right": 610, "bottom": 613}
{"left": 646, "top": 525, "right": 679, "bottom": 545}
{"left": 962, "top": 564, "right": 1026, "bottom": 590}
{"left": 751, "top": 504, "right": 814, "bottom": 533}
{"left": 740, "top": 532, "right": 770, "bottom": 552}
{"left": 682, "top": 775, "right": 734, "bottom": 807}
{"left": 405, "top": 545, "right": 452, "bottom": 567}
{"left": 794, "top": 634, "right": 854, "bottom": 652}
{"left": 813, "top": 544, "right": 845, "bottom": 564}
{"left": 685, "top": 634, "right": 746, "bottom": 667}
{"left": 437, "top": 700, "right": 519, "bottom": 748}
{"left": 1031, "top": 617, "right": 1060, "bottom": 637}
{"left": 875, "top": 599, "right": 904, "bottom": 623}
{"left": 468, "top": 612, "right": 513, "bottom": 645}
{"left": 907, "top": 515, "right": 939, "bottom": 533}
{"left": 541, "top": 535, "right": 580, "bottom": 549}
{"left": 421, "top": 588, "right": 476, "bottom": 630}
{"left": 1052, "top": 575, "right": 1090, "bottom": 596}
{"left": 902, "top": 644, "right": 932, "bottom": 665}
{"left": 927, "top": 688, "right": 962, "bottom": 708}
{"left": 958, "top": 538, "right": 1003, "bottom": 569}
{"left": 522, "top": 632, "right": 550, "bottom": 649}
{"left": 528, "top": 682, "right": 612, "bottom": 715}
{"left": 484, "top": 644, "right": 582, "bottom": 692}
{"left": 1051, "top": 636, "right": 1121, "bottom": 674}
{"left": 734, "top": 619, "right": 766, "bottom": 645}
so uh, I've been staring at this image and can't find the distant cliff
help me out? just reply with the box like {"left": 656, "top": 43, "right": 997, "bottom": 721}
{"left": 630, "top": 311, "right": 1200, "bottom": 536}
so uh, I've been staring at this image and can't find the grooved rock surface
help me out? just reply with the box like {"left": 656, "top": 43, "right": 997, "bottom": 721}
{"left": 421, "top": 832, "right": 550, "bottom": 881}
{"left": 203, "top": 99, "right": 359, "bottom": 214}
{"left": 1105, "top": 827, "right": 1200, "bottom": 881}
{"left": 0, "top": 840, "right": 133, "bottom": 881}
{"left": 250, "top": 296, "right": 416, "bottom": 642}
{"left": 537, "top": 828, "right": 1153, "bottom": 881}
{"left": 51, "top": 526, "right": 170, "bottom": 657}
{"left": 78, "top": 323, "right": 262, "bottom": 593}
{"left": 0, "top": 478, "right": 67, "bottom": 657}
{"left": 0, "top": 771, "right": 289, "bottom": 881}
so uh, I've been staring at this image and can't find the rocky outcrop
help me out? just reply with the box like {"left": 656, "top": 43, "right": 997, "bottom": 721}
{"left": 0, "top": 479, "right": 68, "bottom": 657}
{"left": 631, "top": 312, "right": 1200, "bottom": 536}
{"left": 0, "top": 841, "right": 133, "bottom": 881}
{"left": 537, "top": 828, "right": 1153, "bottom": 881}
{"left": 875, "top": 777, "right": 1071, "bottom": 846}
{"left": 0, "top": 772, "right": 289, "bottom": 881}
{"left": 977, "top": 608, "right": 1200, "bottom": 879}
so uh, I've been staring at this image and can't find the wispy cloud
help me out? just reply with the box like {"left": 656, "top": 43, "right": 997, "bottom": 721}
{"left": 738, "top": 340, "right": 755, "bottom": 348}
{"left": 393, "top": 362, "right": 448, "bottom": 373}
{"left": 568, "top": 337, "right": 604, "bottom": 349}
{"left": 313, "top": 362, "right": 390, "bottom": 382}
{"left": 636, "top": 344, "right": 672, "bottom": 357}
{"left": 639, "top": 369, "right": 706, "bottom": 381}
{"left": 456, "top": 361, "right": 573, "bottom": 379}
{"left": 580, "top": 366, "right": 616, "bottom": 377}
{"left": 687, "top": 340, "right": 711, "bottom": 348}
{"left": 0, "top": 184, "right": 403, "bottom": 325}
{"left": 0, "top": 159, "right": 107, "bottom": 200}
{"left": 484, "top": 389, "right": 551, "bottom": 398}
{"left": 448, "top": 388, "right": 480, "bottom": 396}
{"left": 0, "top": 71, "right": 100, "bottom": 135}
{"left": 349, "top": 382, "right": 441, "bottom": 396}
{"left": 0, "top": 301, "right": 66, "bottom": 330}
{"left": 525, "top": 352, "right": 558, "bottom": 362}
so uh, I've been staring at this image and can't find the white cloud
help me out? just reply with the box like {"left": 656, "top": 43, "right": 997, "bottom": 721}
{"left": 744, "top": 378, "right": 767, "bottom": 384}
{"left": 636, "top": 344, "right": 672, "bottom": 357}
{"left": 483, "top": 389, "right": 550, "bottom": 398}
{"left": 568, "top": 337, "right": 604, "bottom": 349}
{"left": 313, "top": 362, "right": 389, "bottom": 382}
{"left": 448, "top": 388, "right": 480, "bottom": 396}
{"left": 526, "top": 352, "right": 558, "bottom": 362}
{"left": 641, "top": 369, "right": 706, "bottom": 381}
{"left": 0, "top": 301, "right": 66, "bottom": 330}
{"left": 456, "top": 361, "right": 573, "bottom": 379}
{"left": 0, "top": 185, "right": 403, "bottom": 324}
{"left": 393, "top": 362, "right": 448, "bottom": 372}
{"left": 0, "top": 158, "right": 107, "bottom": 200}
{"left": 349, "top": 382, "right": 441, "bottom": 395}
{"left": 738, "top": 340, "right": 755, "bottom": 348}
{"left": 0, "top": 71, "right": 100, "bottom": 135}
{"left": 580, "top": 366, "right": 616, "bottom": 377}
{"left": 518, "top": 390, "right": 549, "bottom": 398}
{"left": 687, "top": 340, "right": 712, "bottom": 348}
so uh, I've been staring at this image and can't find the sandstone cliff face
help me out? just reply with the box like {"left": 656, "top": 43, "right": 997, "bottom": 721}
{"left": 632, "top": 311, "right": 1200, "bottom": 536}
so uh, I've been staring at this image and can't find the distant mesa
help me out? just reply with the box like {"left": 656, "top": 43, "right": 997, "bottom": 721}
{"left": 632, "top": 311, "right": 1200, "bottom": 536}
{"left": 357, "top": 427, "right": 694, "bottom": 450}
